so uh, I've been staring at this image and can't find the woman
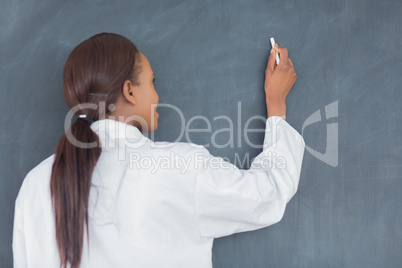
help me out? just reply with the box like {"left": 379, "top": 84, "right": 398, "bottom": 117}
{"left": 12, "top": 32, "right": 305, "bottom": 268}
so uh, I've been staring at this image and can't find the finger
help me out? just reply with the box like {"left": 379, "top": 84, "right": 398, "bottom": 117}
{"left": 288, "top": 58, "right": 297, "bottom": 80}
{"left": 266, "top": 48, "right": 276, "bottom": 72}
{"left": 288, "top": 58, "right": 294, "bottom": 69}
{"left": 274, "top": 44, "right": 288, "bottom": 67}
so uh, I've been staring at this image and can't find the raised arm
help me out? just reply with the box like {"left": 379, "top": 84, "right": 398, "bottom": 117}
{"left": 194, "top": 44, "right": 304, "bottom": 238}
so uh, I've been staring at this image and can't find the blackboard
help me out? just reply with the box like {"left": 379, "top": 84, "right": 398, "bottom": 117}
{"left": 1, "top": 0, "right": 401, "bottom": 267}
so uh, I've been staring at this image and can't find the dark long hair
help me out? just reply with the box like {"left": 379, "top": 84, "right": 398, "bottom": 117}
{"left": 50, "top": 32, "right": 142, "bottom": 268}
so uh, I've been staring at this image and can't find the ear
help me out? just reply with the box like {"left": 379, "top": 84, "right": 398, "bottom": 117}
{"left": 122, "top": 80, "right": 137, "bottom": 106}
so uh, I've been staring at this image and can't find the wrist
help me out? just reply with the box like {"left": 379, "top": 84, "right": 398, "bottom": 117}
{"left": 267, "top": 100, "right": 287, "bottom": 119}
{"left": 268, "top": 113, "right": 287, "bottom": 120}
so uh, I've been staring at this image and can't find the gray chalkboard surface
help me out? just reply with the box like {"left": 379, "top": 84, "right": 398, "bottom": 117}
{"left": 1, "top": 0, "right": 401, "bottom": 267}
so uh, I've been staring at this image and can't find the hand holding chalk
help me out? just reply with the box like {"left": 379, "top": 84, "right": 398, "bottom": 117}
{"left": 264, "top": 42, "right": 297, "bottom": 119}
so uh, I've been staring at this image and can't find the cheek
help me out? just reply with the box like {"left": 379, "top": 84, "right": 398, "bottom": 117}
{"left": 154, "top": 90, "right": 159, "bottom": 104}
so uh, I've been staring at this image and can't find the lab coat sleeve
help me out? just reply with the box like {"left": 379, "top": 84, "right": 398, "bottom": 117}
{"left": 194, "top": 116, "right": 305, "bottom": 238}
{"left": 12, "top": 178, "right": 28, "bottom": 268}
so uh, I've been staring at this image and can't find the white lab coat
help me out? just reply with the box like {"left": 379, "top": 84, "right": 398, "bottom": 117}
{"left": 12, "top": 116, "right": 305, "bottom": 268}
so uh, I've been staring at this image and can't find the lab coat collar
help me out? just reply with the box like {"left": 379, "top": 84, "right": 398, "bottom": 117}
{"left": 90, "top": 118, "right": 147, "bottom": 142}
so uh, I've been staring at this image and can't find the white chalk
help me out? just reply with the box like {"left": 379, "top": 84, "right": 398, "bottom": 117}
{"left": 270, "top": 37, "right": 280, "bottom": 65}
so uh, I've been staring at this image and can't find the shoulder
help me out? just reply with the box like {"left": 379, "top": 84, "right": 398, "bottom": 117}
{"left": 19, "top": 154, "right": 55, "bottom": 195}
{"left": 25, "top": 154, "right": 55, "bottom": 180}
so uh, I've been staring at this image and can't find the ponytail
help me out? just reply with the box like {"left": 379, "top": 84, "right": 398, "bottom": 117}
{"left": 51, "top": 32, "right": 141, "bottom": 268}
{"left": 50, "top": 118, "right": 101, "bottom": 268}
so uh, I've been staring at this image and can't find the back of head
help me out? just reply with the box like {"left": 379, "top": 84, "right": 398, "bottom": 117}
{"left": 50, "top": 32, "right": 141, "bottom": 268}
{"left": 63, "top": 32, "right": 141, "bottom": 119}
